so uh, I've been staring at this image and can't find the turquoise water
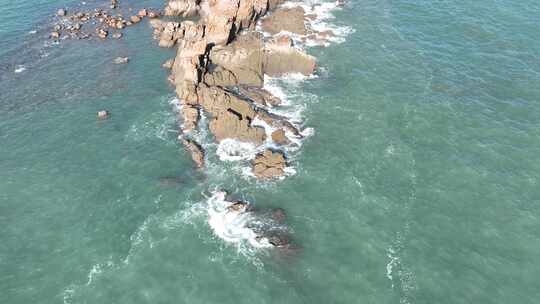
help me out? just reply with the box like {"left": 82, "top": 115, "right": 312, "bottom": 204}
{"left": 1, "top": 0, "right": 540, "bottom": 303}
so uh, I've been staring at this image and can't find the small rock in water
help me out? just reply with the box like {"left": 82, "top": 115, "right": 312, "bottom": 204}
{"left": 147, "top": 11, "right": 160, "bottom": 18}
{"left": 113, "top": 57, "right": 129, "bottom": 64}
{"left": 97, "top": 110, "right": 109, "bottom": 119}
{"left": 112, "top": 32, "right": 123, "bottom": 39}
{"left": 50, "top": 31, "right": 60, "bottom": 39}
{"left": 97, "top": 28, "right": 108, "bottom": 39}
{"left": 57, "top": 9, "right": 67, "bottom": 17}
{"left": 138, "top": 9, "right": 148, "bottom": 17}
{"left": 130, "top": 15, "right": 141, "bottom": 23}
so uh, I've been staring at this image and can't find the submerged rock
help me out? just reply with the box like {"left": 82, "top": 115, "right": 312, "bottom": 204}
{"left": 271, "top": 208, "right": 287, "bottom": 223}
{"left": 57, "top": 9, "right": 67, "bottom": 17}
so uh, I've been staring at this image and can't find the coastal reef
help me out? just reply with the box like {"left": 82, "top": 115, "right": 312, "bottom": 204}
{"left": 153, "top": 0, "right": 339, "bottom": 179}
{"left": 49, "top": 1, "right": 160, "bottom": 41}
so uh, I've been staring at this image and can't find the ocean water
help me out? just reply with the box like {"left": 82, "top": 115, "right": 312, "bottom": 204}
{"left": 1, "top": 0, "right": 540, "bottom": 303}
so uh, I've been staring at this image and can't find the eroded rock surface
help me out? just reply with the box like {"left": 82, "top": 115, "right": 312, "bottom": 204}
{"left": 182, "top": 138, "right": 205, "bottom": 168}
{"left": 261, "top": 6, "right": 306, "bottom": 35}
{"left": 152, "top": 0, "right": 318, "bottom": 178}
{"left": 252, "top": 149, "right": 287, "bottom": 179}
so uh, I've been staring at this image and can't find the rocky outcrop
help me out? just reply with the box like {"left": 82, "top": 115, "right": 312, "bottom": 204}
{"left": 178, "top": 105, "right": 199, "bottom": 132}
{"left": 271, "top": 129, "right": 289, "bottom": 145}
{"left": 238, "top": 86, "right": 281, "bottom": 107}
{"left": 263, "top": 36, "right": 316, "bottom": 76}
{"left": 261, "top": 6, "right": 306, "bottom": 35}
{"left": 151, "top": 0, "right": 318, "bottom": 178}
{"left": 252, "top": 149, "right": 287, "bottom": 179}
{"left": 182, "top": 138, "right": 205, "bottom": 168}
{"left": 164, "top": 0, "right": 199, "bottom": 17}
{"left": 208, "top": 32, "right": 264, "bottom": 87}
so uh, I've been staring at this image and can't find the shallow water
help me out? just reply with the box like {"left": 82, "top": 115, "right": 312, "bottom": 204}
{"left": 1, "top": 0, "right": 540, "bottom": 303}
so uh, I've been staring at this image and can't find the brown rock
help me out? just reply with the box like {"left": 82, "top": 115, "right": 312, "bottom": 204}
{"left": 271, "top": 129, "right": 289, "bottom": 145}
{"left": 158, "top": 22, "right": 182, "bottom": 48}
{"left": 179, "top": 105, "right": 199, "bottom": 132}
{"left": 182, "top": 138, "right": 205, "bottom": 168}
{"left": 209, "top": 110, "right": 266, "bottom": 144}
{"left": 263, "top": 41, "right": 316, "bottom": 76}
{"left": 130, "top": 15, "right": 141, "bottom": 23}
{"left": 138, "top": 9, "right": 148, "bottom": 17}
{"left": 205, "top": 15, "right": 233, "bottom": 45}
{"left": 204, "top": 66, "right": 238, "bottom": 87}
{"left": 238, "top": 86, "right": 281, "bottom": 107}
{"left": 50, "top": 31, "right": 60, "bottom": 39}
{"left": 252, "top": 149, "right": 287, "bottom": 179}
{"left": 261, "top": 7, "right": 306, "bottom": 35}
{"left": 209, "top": 32, "right": 264, "bottom": 86}
{"left": 115, "top": 21, "right": 125, "bottom": 29}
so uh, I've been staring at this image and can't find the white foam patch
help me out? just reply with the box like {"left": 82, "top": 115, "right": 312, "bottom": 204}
{"left": 282, "top": 0, "right": 355, "bottom": 47}
{"left": 14, "top": 65, "right": 26, "bottom": 73}
{"left": 207, "top": 191, "right": 273, "bottom": 248}
{"left": 216, "top": 139, "right": 259, "bottom": 162}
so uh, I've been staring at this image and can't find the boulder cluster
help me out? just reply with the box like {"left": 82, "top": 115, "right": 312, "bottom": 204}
{"left": 50, "top": 2, "right": 160, "bottom": 41}
{"left": 154, "top": 0, "right": 333, "bottom": 179}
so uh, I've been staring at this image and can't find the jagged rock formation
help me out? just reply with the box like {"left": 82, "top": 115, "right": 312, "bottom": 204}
{"left": 156, "top": 0, "right": 318, "bottom": 178}
{"left": 252, "top": 149, "right": 288, "bottom": 179}
{"left": 261, "top": 6, "right": 307, "bottom": 35}
{"left": 182, "top": 138, "right": 205, "bottom": 168}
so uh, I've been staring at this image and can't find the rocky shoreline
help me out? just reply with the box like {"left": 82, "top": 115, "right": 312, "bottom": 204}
{"left": 48, "top": 0, "right": 345, "bottom": 250}
{"left": 152, "top": 0, "right": 341, "bottom": 179}
{"left": 152, "top": 0, "right": 346, "bottom": 249}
